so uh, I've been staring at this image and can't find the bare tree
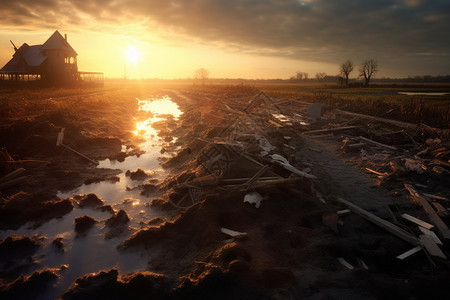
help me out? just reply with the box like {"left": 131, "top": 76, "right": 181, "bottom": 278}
{"left": 194, "top": 68, "right": 210, "bottom": 86}
{"left": 315, "top": 72, "right": 326, "bottom": 81}
{"left": 359, "top": 59, "right": 378, "bottom": 86}
{"left": 339, "top": 60, "right": 354, "bottom": 87}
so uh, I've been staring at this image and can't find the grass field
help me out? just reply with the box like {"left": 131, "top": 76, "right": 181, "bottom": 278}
{"left": 1, "top": 80, "right": 449, "bottom": 128}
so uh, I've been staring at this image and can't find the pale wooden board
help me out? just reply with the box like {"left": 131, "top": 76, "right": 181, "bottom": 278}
{"left": 401, "top": 213, "right": 434, "bottom": 230}
{"left": 396, "top": 246, "right": 422, "bottom": 260}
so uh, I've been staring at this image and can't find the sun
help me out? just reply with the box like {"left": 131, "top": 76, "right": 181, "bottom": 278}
{"left": 124, "top": 47, "right": 141, "bottom": 64}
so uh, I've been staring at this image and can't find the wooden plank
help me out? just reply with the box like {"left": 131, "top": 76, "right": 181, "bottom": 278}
{"left": 359, "top": 136, "right": 398, "bottom": 151}
{"left": 223, "top": 177, "right": 302, "bottom": 190}
{"left": 419, "top": 235, "right": 447, "bottom": 259}
{"left": 422, "top": 193, "right": 447, "bottom": 201}
{"left": 0, "top": 175, "right": 29, "bottom": 190}
{"left": 401, "top": 213, "right": 434, "bottom": 230}
{"left": 303, "top": 126, "right": 359, "bottom": 135}
{"left": 268, "top": 119, "right": 283, "bottom": 127}
{"left": 418, "top": 227, "right": 443, "bottom": 245}
{"left": 0, "top": 167, "right": 26, "bottom": 183}
{"left": 337, "top": 257, "right": 354, "bottom": 270}
{"left": 244, "top": 165, "right": 270, "bottom": 188}
{"left": 396, "top": 246, "right": 422, "bottom": 260}
{"left": 337, "top": 209, "right": 351, "bottom": 215}
{"left": 61, "top": 144, "right": 99, "bottom": 165}
{"left": 221, "top": 177, "right": 280, "bottom": 184}
{"left": 221, "top": 227, "right": 247, "bottom": 238}
{"left": 337, "top": 197, "right": 418, "bottom": 245}
{"left": 431, "top": 202, "right": 449, "bottom": 217}
{"left": 335, "top": 109, "right": 425, "bottom": 130}
{"left": 405, "top": 184, "right": 450, "bottom": 240}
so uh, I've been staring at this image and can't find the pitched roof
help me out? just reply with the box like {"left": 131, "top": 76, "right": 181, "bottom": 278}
{"left": 41, "top": 30, "right": 77, "bottom": 56}
{"left": 0, "top": 43, "right": 47, "bottom": 72}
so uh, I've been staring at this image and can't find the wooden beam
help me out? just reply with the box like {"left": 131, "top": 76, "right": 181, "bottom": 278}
{"left": 401, "top": 213, "right": 434, "bottom": 230}
{"left": 404, "top": 184, "right": 450, "bottom": 240}
{"left": 396, "top": 246, "right": 422, "bottom": 260}
{"left": 337, "top": 197, "right": 418, "bottom": 245}
{"left": 359, "top": 136, "right": 398, "bottom": 151}
{"left": 302, "top": 126, "right": 359, "bottom": 135}
{"left": 419, "top": 235, "right": 446, "bottom": 259}
{"left": 0, "top": 167, "right": 25, "bottom": 183}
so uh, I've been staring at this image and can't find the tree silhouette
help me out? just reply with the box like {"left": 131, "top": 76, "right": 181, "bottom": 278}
{"left": 359, "top": 59, "right": 378, "bottom": 86}
{"left": 339, "top": 60, "right": 354, "bottom": 87}
{"left": 194, "top": 68, "right": 210, "bottom": 86}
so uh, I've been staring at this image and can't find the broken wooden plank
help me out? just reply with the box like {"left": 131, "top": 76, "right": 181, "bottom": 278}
{"left": 419, "top": 235, "right": 447, "bottom": 259}
{"left": 303, "top": 126, "right": 359, "bottom": 135}
{"left": 221, "top": 227, "right": 247, "bottom": 238}
{"left": 359, "top": 136, "right": 398, "bottom": 151}
{"left": 337, "top": 257, "right": 354, "bottom": 270}
{"left": 401, "top": 213, "right": 434, "bottom": 230}
{"left": 396, "top": 246, "right": 422, "bottom": 260}
{"left": 61, "top": 144, "right": 99, "bottom": 165}
{"left": 244, "top": 165, "right": 270, "bottom": 188}
{"left": 357, "top": 258, "right": 369, "bottom": 270}
{"left": 0, "top": 175, "right": 29, "bottom": 190}
{"left": 0, "top": 167, "right": 26, "bottom": 183}
{"left": 431, "top": 202, "right": 449, "bottom": 218}
{"left": 335, "top": 109, "right": 425, "bottom": 130}
{"left": 221, "top": 177, "right": 280, "bottom": 184}
{"left": 337, "top": 197, "right": 418, "bottom": 245}
{"left": 268, "top": 119, "right": 283, "bottom": 127}
{"left": 405, "top": 184, "right": 450, "bottom": 240}
{"left": 418, "top": 226, "right": 443, "bottom": 245}
{"left": 223, "top": 177, "right": 302, "bottom": 190}
{"left": 422, "top": 193, "right": 448, "bottom": 201}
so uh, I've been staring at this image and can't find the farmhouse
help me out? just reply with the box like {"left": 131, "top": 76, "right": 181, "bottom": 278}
{"left": 0, "top": 30, "right": 103, "bottom": 86}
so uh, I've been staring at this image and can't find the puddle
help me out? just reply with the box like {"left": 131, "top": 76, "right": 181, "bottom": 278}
{"left": 0, "top": 95, "right": 182, "bottom": 298}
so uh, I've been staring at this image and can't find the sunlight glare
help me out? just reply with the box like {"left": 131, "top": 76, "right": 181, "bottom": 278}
{"left": 124, "top": 47, "right": 141, "bottom": 65}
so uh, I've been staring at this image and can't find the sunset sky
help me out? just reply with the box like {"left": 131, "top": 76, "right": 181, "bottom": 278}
{"left": 0, "top": 0, "right": 449, "bottom": 79}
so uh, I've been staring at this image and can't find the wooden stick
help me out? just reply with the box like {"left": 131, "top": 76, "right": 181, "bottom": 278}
{"left": 404, "top": 184, "right": 450, "bottom": 240}
{"left": 303, "top": 126, "right": 359, "bottom": 135}
{"left": 337, "top": 197, "right": 418, "bottom": 245}
{"left": 0, "top": 167, "right": 25, "bottom": 183}
{"left": 0, "top": 175, "right": 29, "bottom": 190}
{"left": 359, "top": 136, "right": 398, "bottom": 151}
{"left": 221, "top": 176, "right": 281, "bottom": 184}
{"left": 61, "top": 144, "right": 99, "bottom": 165}
{"left": 244, "top": 165, "right": 270, "bottom": 188}
{"left": 397, "top": 246, "right": 422, "bottom": 260}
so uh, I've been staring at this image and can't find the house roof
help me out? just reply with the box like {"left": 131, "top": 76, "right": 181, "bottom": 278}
{"left": 0, "top": 30, "right": 77, "bottom": 73}
{"left": 41, "top": 30, "right": 77, "bottom": 56}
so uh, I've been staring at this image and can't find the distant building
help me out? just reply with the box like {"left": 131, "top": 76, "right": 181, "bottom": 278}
{"left": 0, "top": 30, "right": 103, "bottom": 86}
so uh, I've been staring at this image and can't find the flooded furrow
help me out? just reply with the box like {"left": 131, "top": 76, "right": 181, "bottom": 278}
{"left": 0, "top": 95, "right": 181, "bottom": 299}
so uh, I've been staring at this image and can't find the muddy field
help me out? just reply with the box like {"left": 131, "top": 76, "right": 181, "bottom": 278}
{"left": 1, "top": 83, "right": 450, "bottom": 299}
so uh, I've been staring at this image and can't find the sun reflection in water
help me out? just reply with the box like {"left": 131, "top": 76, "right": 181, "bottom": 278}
{"left": 134, "top": 96, "right": 182, "bottom": 137}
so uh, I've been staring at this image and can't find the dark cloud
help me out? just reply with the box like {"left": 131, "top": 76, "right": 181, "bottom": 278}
{"left": 1, "top": 0, "right": 449, "bottom": 75}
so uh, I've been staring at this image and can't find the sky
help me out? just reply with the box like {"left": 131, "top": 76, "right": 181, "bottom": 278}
{"left": 0, "top": 0, "right": 449, "bottom": 79}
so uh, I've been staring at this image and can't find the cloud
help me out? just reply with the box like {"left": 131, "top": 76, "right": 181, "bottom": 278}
{"left": 1, "top": 0, "right": 449, "bottom": 74}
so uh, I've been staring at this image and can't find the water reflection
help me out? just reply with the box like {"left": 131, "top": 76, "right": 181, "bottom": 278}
{"left": 0, "top": 95, "right": 181, "bottom": 298}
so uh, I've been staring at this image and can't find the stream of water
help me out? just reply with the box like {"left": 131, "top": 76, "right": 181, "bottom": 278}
{"left": 0, "top": 95, "right": 182, "bottom": 299}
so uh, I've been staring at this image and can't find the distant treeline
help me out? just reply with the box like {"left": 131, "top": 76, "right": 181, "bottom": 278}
{"left": 104, "top": 74, "right": 450, "bottom": 85}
